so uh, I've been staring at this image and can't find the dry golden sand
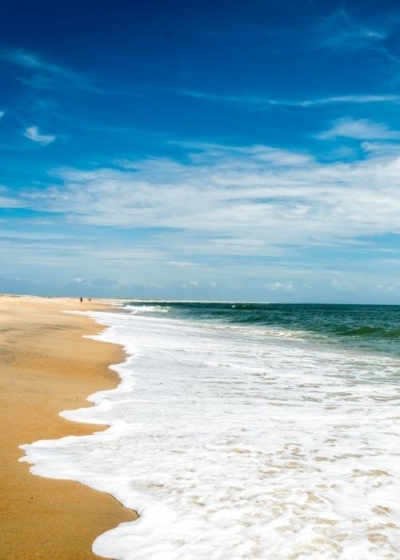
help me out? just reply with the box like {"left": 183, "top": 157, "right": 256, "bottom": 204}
{"left": 0, "top": 295, "right": 137, "bottom": 559}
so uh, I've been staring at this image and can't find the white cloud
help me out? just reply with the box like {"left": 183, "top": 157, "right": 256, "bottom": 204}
{"left": 298, "top": 95, "right": 400, "bottom": 107}
{"left": 265, "top": 282, "right": 295, "bottom": 292}
{"left": 373, "top": 282, "right": 400, "bottom": 292}
{"left": 318, "top": 118, "right": 400, "bottom": 140}
{"left": 0, "top": 185, "right": 25, "bottom": 208}
{"left": 5, "top": 141, "right": 400, "bottom": 274}
{"left": 169, "top": 261, "right": 199, "bottom": 267}
{"left": 330, "top": 278, "right": 356, "bottom": 291}
{"left": 175, "top": 89, "right": 400, "bottom": 109}
{"left": 24, "top": 126, "right": 55, "bottom": 145}
{"left": 0, "top": 48, "right": 96, "bottom": 92}
{"left": 1, "top": 49, "right": 68, "bottom": 74}
{"left": 317, "top": 9, "right": 387, "bottom": 51}
{"left": 0, "top": 196, "right": 22, "bottom": 208}
{"left": 72, "top": 277, "right": 87, "bottom": 284}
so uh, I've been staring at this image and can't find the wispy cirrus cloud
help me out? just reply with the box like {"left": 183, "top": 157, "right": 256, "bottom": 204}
{"left": 318, "top": 118, "right": 400, "bottom": 140}
{"left": 316, "top": 9, "right": 388, "bottom": 51}
{"left": 205, "top": 7, "right": 393, "bottom": 55}
{"left": 1, "top": 49, "right": 76, "bottom": 76}
{"left": 23, "top": 126, "right": 55, "bottom": 145}
{"left": 0, "top": 48, "right": 96, "bottom": 92}
{"left": 174, "top": 88, "right": 400, "bottom": 108}
{"left": 293, "top": 95, "right": 400, "bottom": 107}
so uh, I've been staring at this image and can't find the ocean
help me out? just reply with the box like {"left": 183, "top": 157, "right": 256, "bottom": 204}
{"left": 22, "top": 302, "right": 400, "bottom": 559}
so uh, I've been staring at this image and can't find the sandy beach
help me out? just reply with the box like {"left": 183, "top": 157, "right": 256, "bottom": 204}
{"left": 0, "top": 295, "right": 137, "bottom": 559}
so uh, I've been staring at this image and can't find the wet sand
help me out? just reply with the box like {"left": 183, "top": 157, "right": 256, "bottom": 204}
{"left": 0, "top": 295, "right": 137, "bottom": 559}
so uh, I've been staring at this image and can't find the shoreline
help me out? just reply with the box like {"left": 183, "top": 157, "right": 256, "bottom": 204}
{"left": 0, "top": 295, "right": 137, "bottom": 559}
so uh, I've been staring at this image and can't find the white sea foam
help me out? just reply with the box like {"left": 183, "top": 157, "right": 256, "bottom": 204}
{"left": 124, "top": 304, "right": 170, "bottom": 314}
{"left": 21, "top": 309, "right": 400, "bottom": 559}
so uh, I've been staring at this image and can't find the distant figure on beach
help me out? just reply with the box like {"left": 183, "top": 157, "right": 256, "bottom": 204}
{"left": 80, "top": 297, "right": 83, "bottom": 302}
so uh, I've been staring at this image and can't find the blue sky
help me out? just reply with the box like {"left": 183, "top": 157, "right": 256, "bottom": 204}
{"left": 2, "top": 0, "right": 400, "bottom": 302}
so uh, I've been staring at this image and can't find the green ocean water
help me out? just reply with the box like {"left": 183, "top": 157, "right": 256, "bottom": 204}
{"left": 126, "top": 301, "right": 400, "bottom": 356}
